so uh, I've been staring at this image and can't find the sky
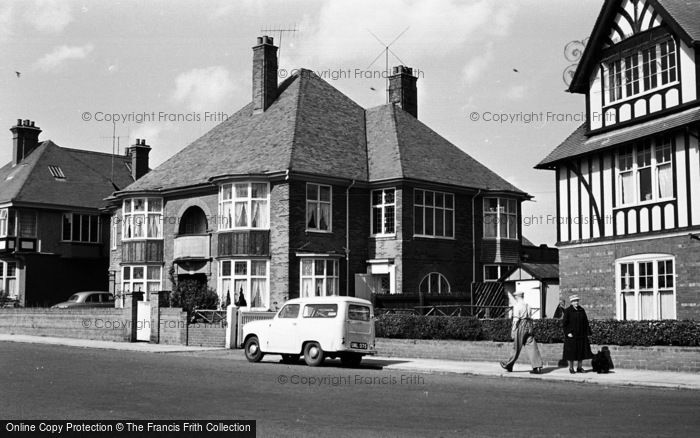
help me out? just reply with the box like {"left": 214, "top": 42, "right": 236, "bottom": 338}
{"left": 1, "top": 0, "right": 604, "bottom": 245}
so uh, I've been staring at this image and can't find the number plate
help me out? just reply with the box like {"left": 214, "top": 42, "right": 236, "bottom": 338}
{"left": 350, "top": 342, "right": 367, "bottom": 349}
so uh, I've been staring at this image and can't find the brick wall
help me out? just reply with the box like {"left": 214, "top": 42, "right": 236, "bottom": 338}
{"left": 560, "top": 234, "right": 700, "bottom": 319}
{"left": 377, "top": 338, "right": 700, "bottom": 372}
{"left": 158, "top": 308, "right": 188, "bottom": 345}
{"left": 187, "top": 323, "right": 227, "bottom": 347}
{"left": 0, "top": 308, "right": 130, "bottom": 342}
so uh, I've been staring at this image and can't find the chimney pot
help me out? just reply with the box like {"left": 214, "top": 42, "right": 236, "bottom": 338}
{"left": 257, "top": 36, "right": 263, "bottom": 45}
{"left": 16, "top": 119, "right": 21, "bottom": 125}
{"left": 30, "top": 121, "right": 35, "bottom": 127}
{"left": 23, "top": 119, "right": 30, "bottom": 126}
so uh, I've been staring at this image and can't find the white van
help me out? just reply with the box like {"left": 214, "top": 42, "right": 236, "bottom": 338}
{"left": 241, "top": 296, "right": 376, "bottom": 367}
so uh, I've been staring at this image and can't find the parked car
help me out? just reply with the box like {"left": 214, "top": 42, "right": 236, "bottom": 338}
{"left": 51, "top": 291, "right": 115, "bottom": 309}
{"left": 242, "top": 296, "right": 376, "bottom": 367}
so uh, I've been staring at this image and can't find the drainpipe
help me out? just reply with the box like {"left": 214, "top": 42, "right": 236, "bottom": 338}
{"left": 345, "top": 179, "right": 356, "bottom": 296}
{"left": 471, "top": 189, "right": 482, "bottom": 313}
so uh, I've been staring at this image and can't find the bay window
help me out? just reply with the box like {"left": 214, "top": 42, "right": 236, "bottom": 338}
{"left": 220, "top": 259, "right": 268, "bottom": 309}
{"left": 306, "top": 183, "right": 331, "bottom": 232}
{"left": 617, "top": 255, "right": 675, "bottom": 320}
{"left": 0, "top": 209, "right": 14, "bottom": 237}
{"left": 371, "top": 188, "right": 395, "bottom": 235}
{"left": 483, "top": 198, "right": 517, "bottom": 239}
{"left": 123, "top": 198, "right": 163, "bottom": 239}
{"left": 300, "top": 259, "right": 338, "bottom": 297}
{"left": 617, "top": 136, "right": 673, "bottom": 206}
{"left": 0, "top": 261, "right": 18, "bottom": 298}
{"left": 121, "top": 265, "right": 162, "bottom": 300}
{"left": 219, "top": 182, "right": 269, "bottom": 230}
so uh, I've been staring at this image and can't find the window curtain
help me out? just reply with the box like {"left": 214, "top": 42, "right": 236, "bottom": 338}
{"left": 657, "top": 164, "right": 672, "bottom": 198}
{"left": 251, "top": 200, "right": 268, "bottom": 228}
{"left": 147, "top": 214, "right": 161, "bottom": 238}
{"left": 133, "top": 214, "right": 145, "bottom": 238}
{"left": 659, "top": 291, "right": 674, "bottom": 319}
{"left": 319, "top": 203, "right": 330, "bottom": 230}
{"left": 621, "top": 292, "right": 636, "bottom": 320}
{"left": 235, "top": 202, "right": 247, "bottom": 227}
{"left": 639, "top": 292, "right": 654, "bottom": 319}
{"left": 620, "top": 172, "right": 634, "bottom": 204}
{"left": 251, "top": 279, "right": 265, "bottom": 308}
{"left": 306, "top": 203, "right": 317, "bottom": 229}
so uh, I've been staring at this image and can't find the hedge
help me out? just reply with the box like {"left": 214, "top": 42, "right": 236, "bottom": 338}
{"left": 374, "top": 314, "right": 700, "bottom": 347}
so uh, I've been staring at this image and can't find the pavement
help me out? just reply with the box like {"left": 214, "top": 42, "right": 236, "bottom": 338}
{"left": 2, "top": 333, "right": 699, "bottom": 390}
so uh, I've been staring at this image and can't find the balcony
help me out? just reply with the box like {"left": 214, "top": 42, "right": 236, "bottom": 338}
{"left": 174, "top": 234, "right": 211, "bottom": 261}
{"left": 0, "top": 237, "right": 37, "bottom": 252}
{"left": 218, "top": 230, "right": 270, "bottom": 257}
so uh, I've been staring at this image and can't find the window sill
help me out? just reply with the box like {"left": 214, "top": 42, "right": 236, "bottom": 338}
{"left": 614, "top": 198, "right": 675, "bottom": 210}
{"left": 481, "top": 237, "right": 519, "bottom": 241}
{"left": 412, "top": 235, "right": 455, "bottom": 241}
{"left": 370, "top": 234, "right": 396, "bottom": 239}
{"left": 305, "top": 229, "right": 333, "bottom": 234}
{"left": 603, "top": 81, "right": 680, "bottom": 108}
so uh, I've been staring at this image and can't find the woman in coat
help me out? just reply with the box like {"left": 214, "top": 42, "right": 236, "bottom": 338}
{"left": 562, "top": 294, "right": 593, "bottom": 373}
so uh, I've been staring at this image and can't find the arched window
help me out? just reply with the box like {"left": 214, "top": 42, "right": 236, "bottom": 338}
{"left": 419, "top": 272, "right": 450, "bottom": 294}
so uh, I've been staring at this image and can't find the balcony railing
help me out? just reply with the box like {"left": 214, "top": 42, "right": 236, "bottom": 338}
{"left": 174, "top": 234, "right": 210, "bottom": 261}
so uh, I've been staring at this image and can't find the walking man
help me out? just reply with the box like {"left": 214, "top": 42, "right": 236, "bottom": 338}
{"left": 500, "top": 290, "right": 544, "bottom": 374}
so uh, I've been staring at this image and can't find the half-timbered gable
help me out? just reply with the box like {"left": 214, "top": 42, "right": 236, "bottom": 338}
{"left": 538, "top": 0, "right": 700, "bottom": 320}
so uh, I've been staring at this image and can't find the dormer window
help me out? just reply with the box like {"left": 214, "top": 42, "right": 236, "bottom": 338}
{"left": 605, "top": 38, "right": 677, "bottom": 105}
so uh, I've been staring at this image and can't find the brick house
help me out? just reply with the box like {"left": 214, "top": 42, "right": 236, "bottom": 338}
{"left": 0, "top": 119, "right": 140, "bottom": 306}
{"left": 106, "top": 36, "right": 529, "bottom": 311}
{"left": 537, "top": 0, "right": 700, "bottom": 319}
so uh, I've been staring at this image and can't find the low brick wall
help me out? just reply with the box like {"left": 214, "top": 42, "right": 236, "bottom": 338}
{"left": 158, "top": 308, "right": 188, "bottom": 345}
{"left": 187, "top": 323, "right": 227, "bottom": 348}
{"left": 376, "top": 338, "right": 700, "bottom": 373}
{"left": 0, "top": 308, "right": 130, "bottom": 342}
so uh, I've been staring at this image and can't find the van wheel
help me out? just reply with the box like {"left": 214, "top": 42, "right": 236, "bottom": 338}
{"left": 341, "top": 353, "right": 362, "bottom": 368}
{"left": 303, "top": 342, "right": 325, "bottom": 367}
{"left": 244, "top": 336, "right": 264, "bottom": 363}
{"left": 281, "top": 354, "right": 299, "bottom": 364}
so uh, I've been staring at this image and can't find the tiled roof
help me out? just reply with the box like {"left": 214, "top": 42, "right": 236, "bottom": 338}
{"left": 0, "top": 141, "right": 133, "bottom": 209}
{"left": 536, "top": 107, "right": 700, "bottom": 168}
{"left": 657, "top": 0, "right": 700, "bottom": 42}
{"left": 520, "top": 262, "right": 559, "bottom": 280}
{"left": 124, "top": 70, "right": 525, "bottom": 196}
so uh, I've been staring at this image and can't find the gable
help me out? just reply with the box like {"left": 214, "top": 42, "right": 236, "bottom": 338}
{"left": 605, "top": 0, "right": 663, "bottom": 47}
{"left": 569, "top": 0, "right": 699, "bottom": 94}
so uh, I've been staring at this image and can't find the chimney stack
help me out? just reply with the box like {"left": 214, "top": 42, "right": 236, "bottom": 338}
{"left": 388, "top": 66, "right": 418, "bottom": 118}
{"left": 10, "top": 119, "right": 42, "bottom": 165}
{"left": 252, "top": 35, "right": 278, "bottom": 114}
{"left": 127, "top": 138, "right": 151, "bottom": 180}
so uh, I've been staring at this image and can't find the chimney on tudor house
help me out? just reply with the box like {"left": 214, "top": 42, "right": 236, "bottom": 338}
{"left": 10, "top": 119, "right": 42, "bottom": 165}
{"left": 127, "top": 138, "right": 151, "bottom": 180}
{"left": 388, "top": 66, "right": 418, "bottom": 118}
{"left": 252, "top": 35, "right": 278, "bottom": 114}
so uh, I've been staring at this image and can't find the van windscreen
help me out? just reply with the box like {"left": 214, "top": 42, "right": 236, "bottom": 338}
{"left": 303, "top": 304, "right": 338, "bottom": 318}
{"left": 348, "top": 304, "right": 370, "bottom": 321}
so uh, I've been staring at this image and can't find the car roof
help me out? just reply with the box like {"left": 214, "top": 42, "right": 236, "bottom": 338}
{"left": 284, "top": 296, "right": 372, "bottom": 306}
{"left": 72, "top": 291, "right": 111, "bottom": 296}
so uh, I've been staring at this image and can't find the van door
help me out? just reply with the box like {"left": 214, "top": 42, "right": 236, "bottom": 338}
{"left": 267, "top": 303, "right": 300, "bottom": 353}
{"left": 345, "top": 303, "right": 373, "bottom": 351}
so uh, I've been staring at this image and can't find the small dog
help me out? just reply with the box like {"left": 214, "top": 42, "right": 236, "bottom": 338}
{"left": 591, "top": 346, "right": 614, "bottom": 373}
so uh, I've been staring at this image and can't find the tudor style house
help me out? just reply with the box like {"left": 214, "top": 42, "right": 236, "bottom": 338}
{"left": 0, "top": 119, "right": 142, "bottom": 306}
{"left": 537, "top": 0, "right": 700, "bottom": 320}
{"left": 106, "top": 36, "right": 529, "bottom": 311}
